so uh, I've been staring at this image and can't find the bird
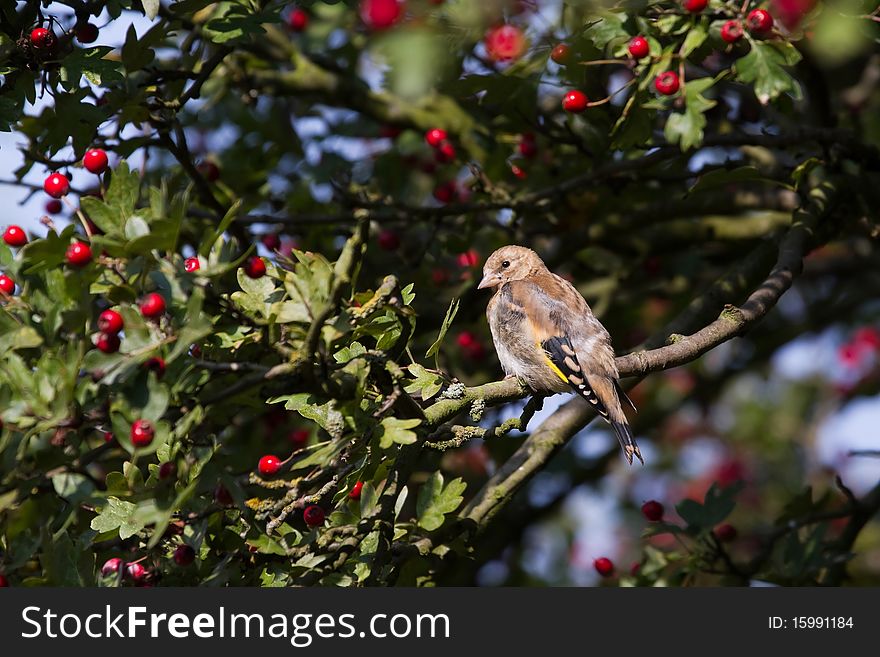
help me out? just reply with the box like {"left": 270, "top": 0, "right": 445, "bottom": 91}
{"left": 478, "top": 245, "right": 641, "bottom": 464}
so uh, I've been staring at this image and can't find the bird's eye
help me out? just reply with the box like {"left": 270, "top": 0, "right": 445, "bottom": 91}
{"left": 501, "top": 260, "right": 510, "bottom": 268}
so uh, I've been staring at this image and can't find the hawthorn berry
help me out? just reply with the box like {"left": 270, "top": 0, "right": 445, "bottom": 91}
{"left": 197, "top": 160, "right": 220, "bottom": 182}
{"left": 45, "top": 199, "right": 62, "bottom": 214}
{"left": 562, "top": 90, "right": 589, "bottom": 113}
{"left": 96, "top": 332, "right": 121, "bottom": 354}
{"left": 83, "top": 148, "right": 109, "bottom": 174}
{"left": 103, "top": 431, "right": 115, "bottom": 443}
{"left": 628, "top": 36, "right": 650, "bottom": 60}
{"left": 29, "top": 27, "right": 56, "bottom": 51}
{"left": 3, "top": 225, "right": 27, "bottom": 247}
{"left": 0, "top": 274, "right": 14, "bottom": 295}
{"left": 630, "top": 562, "right": 641, "bottom": 576}
{"left": 214, "top": 484, "right": 234, "bottom": 506}
{"left": 457, "top": 249, "right": 479, "bottom": 268}
{"left": 433, "top": 181, "right": 456, "bottom": 203}
{"left": 510, "top": 164, "right": 527, "bottom": 180}
{"left": 158, "top": 461, "right": 176, "bottom": 480}
{"left": 425, "top": 128, "right": 448, "bottom": 148}
{"left": 714, "top": 523, "right": 738, "bottom": 542}
{"left": 654, "top": 71, "right": 680, "bottom": 96}
{"left": 258, "top": 454, "right": 282, "bottom": 476}
{"left": 101, "top": 558, "right": 123, "bottom": 576}
{"left": 261, "top": 233, "right": 281, "bottom": 251}
{"left": 641, "top": 500, "right": 664, "bottom": 522}
{"left": 287, "top": 8, "right": 309, "bottom": 32}
{"left": 457, "top": 331, "right": 478, "bottom": 348}
{"left": 244, "top": 256, "right": 267, "bottom": 278}
{"left": 303, "top": 505, "right": 326, "bottom": 527}
{"left": 145, "top": 357, "right": 166, "bottom": 378}
{"left": 349, "top": 481, "right": 364, "bottom": 500}
{"left": 126, "top": 563, "right": 147, "bottom": 582}
{"left": 377, "top": 229, "right": 400, "bottom": 251}
{"left": 360, "top": 0, "right": 402, "bottom": 30}
{"left": 173, "top": 545, "right": 196, "bottom": 567}
{"left": 518, "top": 133, "right": 537, "bottom": 158}
{"left": 184, "top": 256, "right": 201, "bottom": 273}
{"left": 140, "top": 292, "right": 166, "bottom": 318}
{"left": 434, "top": 140, "right": 456, "bottom": 163}
{"left": 747, "top": 9, "right": 774, "bottom": 34}
{"left": 550, "top": 43, "right": 572, "bottom": 65}
{"left": 65, "top": 241, "right": 93, "bottom": 267}
{"left": 98, "top": 309, "right": 124, "bottom": 334}
{"left": 131, "top": 419, "right": 155, "bottom": 447}
{"left": 43, "top": 173, "right": 70, "bottom": 198}
{"left": 75, "top": 22, "right": 99, "bottom": 44}
{"left": 289, "top": 429, "right": 310, "bottom": 446}
{"left": 0, "top": 574, "right": 8, "bottom": 587}
{"left": 484, "top": 24, "right": 526, "bottom": 62}
{"left": 682, "top": 0, "right": 708, "bottom": 12}
{"left": 594, "top": 557, "right": 615, "bottom": 577}
{"left": 721, "top": 20, "right": 744, "bottom": 43}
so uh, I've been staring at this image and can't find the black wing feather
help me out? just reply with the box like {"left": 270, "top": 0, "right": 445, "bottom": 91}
{"left": 541, "top": 335, "right": 610, "bottom": 420}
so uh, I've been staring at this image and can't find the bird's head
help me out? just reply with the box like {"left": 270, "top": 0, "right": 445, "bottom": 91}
{"left": 477, "top": 245, "right": 544, "bottom": 289}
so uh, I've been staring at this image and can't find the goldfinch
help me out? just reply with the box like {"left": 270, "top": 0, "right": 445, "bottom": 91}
{"left": 478, "top": 245, "right": 641, "bottom": 464}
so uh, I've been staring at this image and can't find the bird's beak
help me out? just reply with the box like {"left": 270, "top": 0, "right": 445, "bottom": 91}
{"left": 477, "top": 273, "right": 498, "bottom": 290}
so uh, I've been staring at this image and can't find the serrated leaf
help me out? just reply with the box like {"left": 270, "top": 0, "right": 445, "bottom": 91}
{"left": 378, "top": 417, "right": 421, "bottom": 449}
{"left": 426, "top": 298, "right": 459, "bottom": 362}
{"left": 416, "top": 472, "right": 466, "bottom": 531}
{"left": 735, "top": 41, "right": 802, "bottom": 104}
{"left": 90, "top": 497, "right": 145, "bottom": 539}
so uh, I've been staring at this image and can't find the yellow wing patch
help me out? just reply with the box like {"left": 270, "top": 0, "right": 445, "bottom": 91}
{"left": 539, "top": 342, "right": 571, "bottom": 384}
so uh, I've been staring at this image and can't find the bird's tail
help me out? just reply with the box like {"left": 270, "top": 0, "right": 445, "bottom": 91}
{"left": 611, "top": 420, "right": 643, "bottom": 465}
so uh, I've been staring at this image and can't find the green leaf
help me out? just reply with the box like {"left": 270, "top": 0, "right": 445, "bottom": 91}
{"left": 735, "top": 40, "right": 803, "bottom": 105}
{"left": 59, "top": 47, "right": 124, "bottom": 89}
{"left": 378, "top": 417, "right": 421, "bottom": 448}
{"left": 416, "top": 472, "right": 466, "bottom": 531}
{"left": 404, "top": 363, "right": 445, "bottom": 401}
{"left": 586, "top": 12, "right": 628, "bottom": 50}
{"left": 426, "top": 298, "right": 460, "bottom": 361}
{"left": 664, "top": 77, "right": 717, "bottom": 151}
{"left": 675, "top": 482, "right": 743, "bottom": 533}
{"left": 90, "top": 497, "right": 145, "bottom": 539}
{"left": 680, "top": 24, "right": 707, "bottom": 58}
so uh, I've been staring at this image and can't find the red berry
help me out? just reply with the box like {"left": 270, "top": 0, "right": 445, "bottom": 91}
{"left": 641, "top": 500, "right": 664, "bottom": 522}
{"left": 380, "top": 125, "right": 402, "bottom": 139}
{"left": 214, "top": 484, "right": 233, "bottom": 506}
{"left": 0, "top": 274, "right": 14, "bottom": 295}
{"left": 628, "top": 36, "right": 650, "bottom": 59}
{"left": 303, "top": 505, "right": 325, "bottom": 527}
{"left": 43, "top": 173, "right": 70, "bottom": 198}
{"left": 654, "top": 71, "right": 680, "bottom": 95}
{"left": 425, "top": 128, "right": 448, "bottom": 147}
{"left": 854, "top": 327, "right": 880, "bottom": 351}
{"left": 75, "top": 22, "right": 99, "bottom": 44}
{"left": 145, "top": 356, "right": 166, "bottom": 378}
{"left": 258, "top": 454, "right": 282, "bottom": 476}
{"left": 594, "top": 557, "right": 615, "bottom": 577}
{"left": 29, "top": 27, "right": 56, "bottom": 51}
{"left": 65, "top": 241, "right": 93, "bottom": 267}
{"left": 360, "top": 0, "right": 402, "bottom": 30}
{"left": 457, "top": 249, "right": 479, "bottom": 268}
{"left": 510, "top": 164, "right": 527, "bottom": 180}
{"left": 45, "top": 199, "right": 62, "bottom": 214}
{"left": 3, "top": 225, "right": 27, "bottom": 247}
{"left": 96, "top": 332, "right": 120, "bottom": 354}
{"left": 197, "top": 161, "right": 220, "bottom": 182}
{"left": 139, "top": 292, "right": 166, "bottom": 318}
{"left": 244, "top": 256, "right": 267, "bottom": 278}
{"left": 125, "top": 562, "right": 147, "bottom": 582}
{"left": 434, "top": 140, "right": 456, "bottom": 163}
{"left": 714, "top": 523, "right": 738, "bottom": 542}
{"left": 287, "top": 8, "right": 309, "bottom": 32}
{"left": 98, "top": 309, "right": 124, "bottom": 334}
{"left": 518, "top": 134, "right": 537, "bottom": 158}
{"left": 289, "top": 429, "right": 310, "bottom": 446}
{"left": 682, "top": 0, "right": 708, "bottom": 12}
{"left": 457, "top": 331, "right": 477, "bottom": 348}
{"left": 173, "top": 545, "right": 195, "bottom": 566}
{"left": 261, "top": 233, "right": 281, "bottom": 251}
{"left": 562, "top": 90, "right": 589, "bottom": 113}
{"left": 131, "top": 419, "right": 155, "bottom": 447}
{"left": 431, "top": 268, "right": 450, "bottom": 286}
{"left": 550, "top": 43, "right": 571, "bottom": 65}
{"left": 433, "top": 181, "right": 456, "bottom": 203}
{"left": 158, "top": 461, "right": 176, "bottom": 480}
{"left": 484, "top": 24, "right": 526, "bottom": 62}
{"left": 0, "top": 574, "right": 8, "bottom": 587}
{"left": 377, "top": 229, "right": 400, "bottom": 251}
{"left": 101, "top": 558, "right": 123, "bottom": 576}
{"left": 348, "top": 481, "right": 364, "bottom": 500}
{"left": 630, "top": 562, "right": 641, "bottom": 576}
{"left": 103, "top": 431, "right": 115, "bottom": 443}
{"left": 83, "top": 148, "right": 109, "bottom": 174}
{"left": 721, "top": 20, "right": 744, "bottom": 43}
{"left": 747, "top": 8, "right": 774, "bottom": 34}
{"left": 184, "top": 256, "right": 200, "bottom": 273}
